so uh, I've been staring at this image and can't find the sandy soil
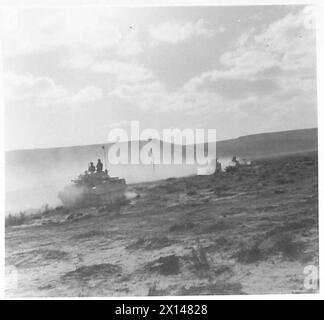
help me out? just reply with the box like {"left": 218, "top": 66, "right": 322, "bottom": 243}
{"left": 5, "top": 152, "right": 319, "bottom": 297}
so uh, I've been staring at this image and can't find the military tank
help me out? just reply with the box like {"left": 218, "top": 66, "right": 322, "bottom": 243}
{"left": 58, "top": 171, "right": 127, "bottom": 208}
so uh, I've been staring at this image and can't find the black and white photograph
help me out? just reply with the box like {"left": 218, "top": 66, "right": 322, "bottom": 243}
{"left": 0, "top": 1, "right": 321, "bottom": 298}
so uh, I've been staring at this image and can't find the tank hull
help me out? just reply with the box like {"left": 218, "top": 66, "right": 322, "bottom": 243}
{"left": 58, "top": 177, "right": 127, "bottom": 208}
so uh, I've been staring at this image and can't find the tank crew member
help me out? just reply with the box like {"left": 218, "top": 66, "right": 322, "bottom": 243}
{"left": 214, "top": 158, "right": 222, "bottom": 174}
{"left": 96, "top": 159, "right": 103, "bottom": 172}
{"left": 232, "top": 156, "right": 239, "bottom": 167}
{"left": 88, "top": 162, "right": 96, "bottom": 173}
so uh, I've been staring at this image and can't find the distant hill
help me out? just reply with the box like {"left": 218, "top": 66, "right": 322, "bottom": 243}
{"left": 6, "top": 128, "right": 318, "bottom": 165}
{"left": 5, "top": 128, "right": 317, "bottom": 212}
{"left": 215, "top": 128, "right": 317, "bottom": 159}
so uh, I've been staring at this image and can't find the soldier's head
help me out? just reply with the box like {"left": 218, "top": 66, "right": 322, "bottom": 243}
{"left": 97, "top": 159, "right": 102, "bottom": 163}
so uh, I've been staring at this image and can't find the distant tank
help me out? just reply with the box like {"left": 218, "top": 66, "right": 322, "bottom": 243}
{"left": 58, "top": 171, "right": 127, "bottom": 208}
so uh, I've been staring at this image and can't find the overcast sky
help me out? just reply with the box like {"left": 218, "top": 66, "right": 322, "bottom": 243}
{"left": 1, "top": 5, "right": 317, "bottom": 150}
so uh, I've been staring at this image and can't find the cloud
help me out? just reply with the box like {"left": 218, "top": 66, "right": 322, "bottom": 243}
{"left": 91, "top": 60, "right": 153, "bottom": 83}
{"left": 60, "top": 53, "right": 95, "bottom": 70}
{"left": 108, "top": 120, "right": 132, "bottom": 129}
{"left": 183, "top": 7, "right": 316, "bottom": 103}
{"left": 149, "top": 19, "right": 214, "bottom": 44}
{"left": 108, "top": 5, "right": 317, "bottom": 134}
{"left": 117, "top": 30, "right": 143, "bottom": 56}
{"left": 229, "top": 7, "right": 315, "bottom": 74}
{"left": 108, "top": 81, "right": 169, "bottom": 111}
{"left": 3, "top": 6, "right": 317, "bottom": 150}
{"left": 2, "top": 9, "right": 122, "bottom": 57}
{"left": 203, "top": 78, "right": 279, "bottom": 100}
{"left": 4, "top": 72, "right": 103, "bottom": 108}
{"left": 61, "top": 86, "right": 103, "bottom": 106}
{"left": 2, "top": 8, "right": 143, "bottom": 58}
{"left": 4, "top": 72, "right": 66, "bottom": 102}
{"left": 61, "top": 53, "right": 153, "bottom": 83}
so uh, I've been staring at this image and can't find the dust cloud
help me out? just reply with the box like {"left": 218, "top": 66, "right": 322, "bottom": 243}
{"left": 5, "top": 144, "right": 211, "bottom": 214}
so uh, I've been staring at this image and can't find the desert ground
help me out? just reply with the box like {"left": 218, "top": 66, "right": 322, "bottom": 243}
{"left": 5, "top": 151, "right": 319, "bottom": 297}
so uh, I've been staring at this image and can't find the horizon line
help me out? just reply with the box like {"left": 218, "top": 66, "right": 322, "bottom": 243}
{"left": 5, "top": 126, "right": 317, "bottom": 153}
